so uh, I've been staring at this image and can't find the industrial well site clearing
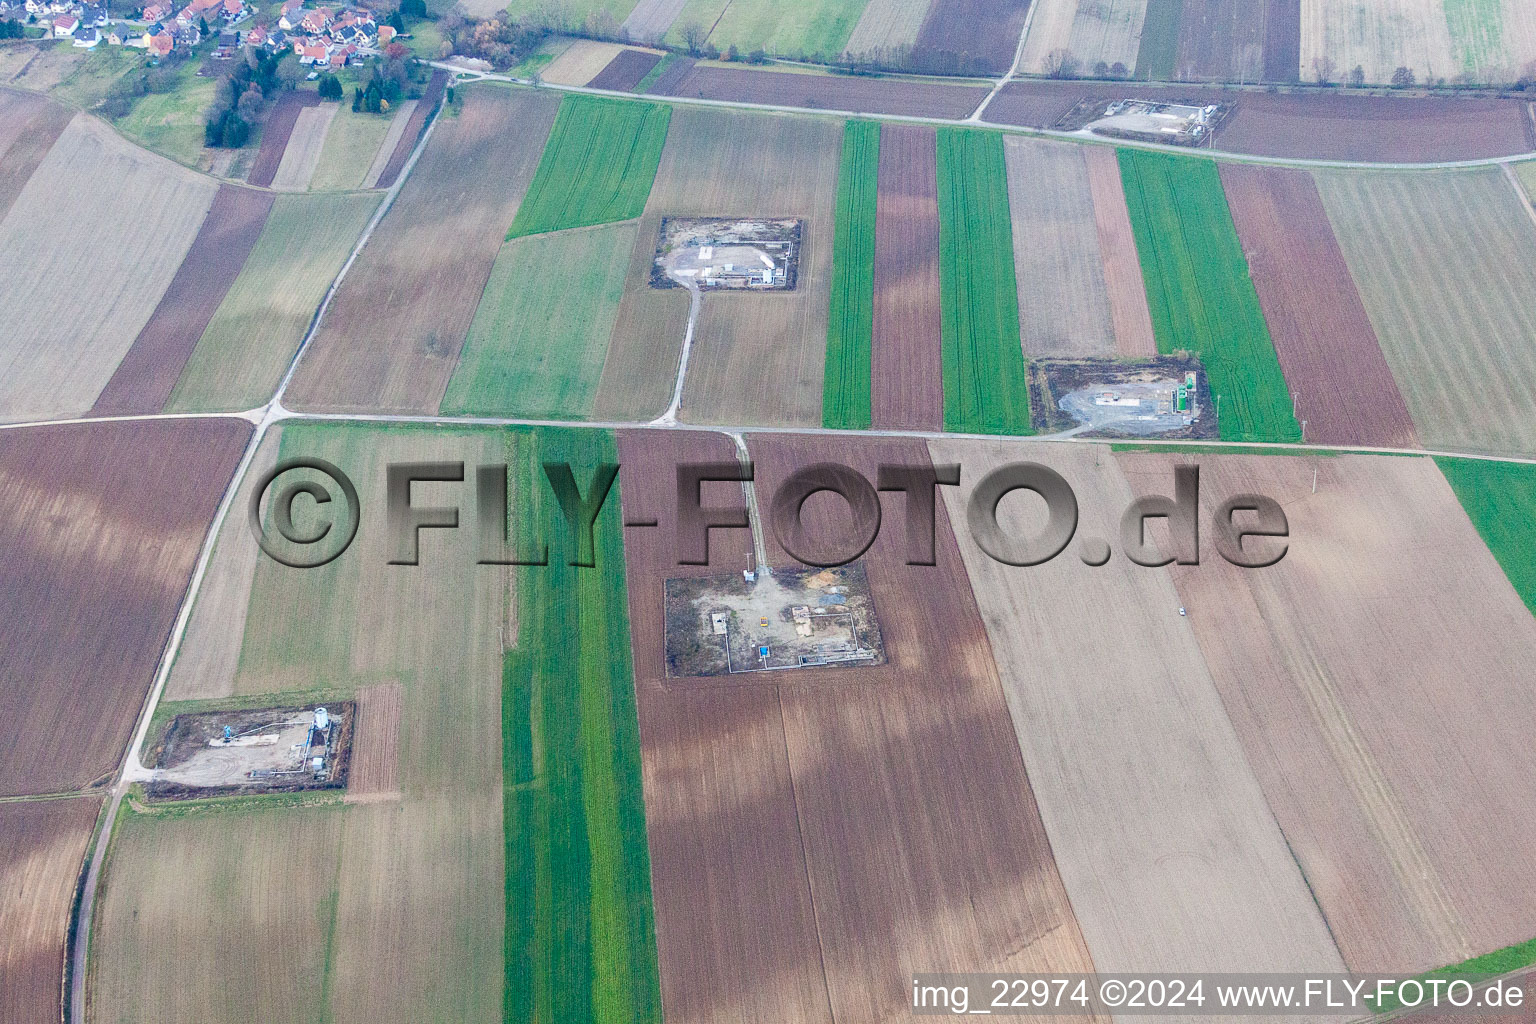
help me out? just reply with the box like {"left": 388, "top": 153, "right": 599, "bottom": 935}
{"left": 5, "top": 0, "right": 1536, "bottom": 1022}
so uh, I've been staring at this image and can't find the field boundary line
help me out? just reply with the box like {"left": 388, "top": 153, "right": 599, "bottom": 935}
{"left": 969, "top": 0, "right": 1038, "bottom": 122}
{"left": 66, "top": 410, "right": 271, "bottom": 1024}
{"left": 13, "top": 406, "right": 1536, "bottom": 466}
{"left": 271, "top": 96, "right": 447, "bottom": 407}
{"left": 63, "top": 97, "right": 453, "bottom": 1021}
{"left": 0, "top": 409, "right": 259, "bottom": 432}
{"left": 436, "top": 67, "right": 1536, "bottom": 170}
{"left": 1501, "top": 162, "right": 1536, "bottom": 232}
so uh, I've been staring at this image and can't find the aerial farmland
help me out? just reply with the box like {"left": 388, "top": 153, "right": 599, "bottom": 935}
{"left": 7, "top": 1, "right": 1536, "bottom": 1020}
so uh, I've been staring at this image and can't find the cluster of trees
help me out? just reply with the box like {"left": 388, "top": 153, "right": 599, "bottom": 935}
{"left": 0, "top": 19, "right": 25, "bottom": 39}
{"left": 437, "top": 11, "right": 547, "bottom": 68}
{"left": 1040, "top": 49, "right": 1130, "bottom": 80}
{"left": 835, "top": 44, "right": 1000, "bottom": 78}
{"left": 317, "top": 73, "right": 343, "bottom": 100}
{"left": 206, "top": 49, "right": 302, "bottom": 148}
{"left": 352, "top": 51, "right": 408, "bottom": 111}
{"left": 99, "top": 65, "right": 181, "bottom": 117}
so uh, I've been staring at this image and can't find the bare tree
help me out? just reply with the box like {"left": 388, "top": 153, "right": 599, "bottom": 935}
{"left": 1391, "top": 65, "right": 1416, "bottom": 88}
{"left": 1348, "top": 64, "right": 1365, "bottom": 87}
{"left": 1043, "top": 48, "right": 1079, "bottom": 80}
{"left": 679, "top": 20, "right": 706, "bottom": 56}
{"left": 1311, "top": 55, "right": 1336, "bottom": 84}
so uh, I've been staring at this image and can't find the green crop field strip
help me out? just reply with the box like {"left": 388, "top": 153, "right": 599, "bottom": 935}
{"left": 665, "top": 0, "right": 868, "bottom": 59}
{"left": 1370, "top": 928, "right": 1536, "bottom": 1013}
{"left": 166, "top": 192, "right": 380, "bottom": 413}
{"left": 1119, "top": 150, "right": 1299, "bottom": 443}
{"left": 115, "top": 65, "right": 217, "bottom": 168}
{"left": 823, "top": 120, "right": 878, "bottom": 430}
{"left": 441, "top": 223, "right": 635, "bottom": 419}
{"left": 1443, "top": 0, "right": 1505, "bottom": 77}
{"left": 309, "top": 104, "right": 393, "bottom": 190}
{"left": 1134, "top": 0, "right": 1181, "bottom": 79}
{"left": 508, "top": 96, "right": 670, "bottom": 239}
{"left": 1516, "top": 160, "right": 1536, "bottom": 202}
{"left": 936, "top": 128, "right": 1031, "bottom": 435}
{"left": 1436, "top": 457, "right": 1536, "bottom": 616}
{"left": 503, "top": 427, "right": 662, "bottom": 1024}
{"left": 1315, "top": 167, "right": 1536, "bottom": 457}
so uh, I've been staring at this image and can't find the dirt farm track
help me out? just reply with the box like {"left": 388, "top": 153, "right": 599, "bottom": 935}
{"left": 12, "top": 37, "right": 1536, "bottom": 1024}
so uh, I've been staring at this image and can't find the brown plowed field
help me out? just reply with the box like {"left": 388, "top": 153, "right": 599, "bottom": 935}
{"left": 247, "top": 89, "right": 321, "bottom": 188}
{"left": 594, "top": 107, "right": 839, "bottom": 426}
{"left": 1004, "top": 136, "right": 1117, "bottom": 358}
{"left": 985, "top": 81, "right": 1534, "bottom": 161}
{"left": 89, "top": 185, "right": 274, "bottom": 417}
{"left": 618, "top": 428, "right": 1098, "bottom": 1022}
{"left": 1117, "top": 452, "right": 1536, "bottom": 973}
{"left": 0, "top": 92, "right": 72, "bottom": 222}
{"left": 931, "top": 439, "right": 1345, "bottom": 975}
{"left": 1174, "top": 0, "right": 1299, "bottom": 82}
{"left": 912, "top": 0, "right": 1031, "bottom": 75}
{"left": 872, "top": 124, "right": 942, "bottom": 430}
{"left": 0, "top": 796, "right": 101, "bottom": 1024}
{"left": 270, "top": 101, "right": 339, "bottom": 190}
{"left": 653, "top": 64, "right": 988, "bottom": 119}
{"left": 1082, "top": 146, "right": 1156, "bottom": 357}
{"left": 617, "top": 428, "right": 832, "bottom": 1024}
{"left": 347, "top": 682, "right": 402, "bottom": 799}
{"left": 1219, "top": 165, "right": 1415, "bottom": 448}
{"left": 587, "top": 48, "right": 664, "bottom": 91}
{"left": 373, "top": 70, "right": 446, "bottom": 189}
{"left": 749, "top": 432, "right": 1099, "bottom": 1021}
{"left": 0, "top": 419, "right": 250, "bottom": 797}
{"left": 285, "top": 86, "right": 558, "bottom": 414}
{"left": 643, "top": 55, "right": 696, "bottom": 94}
{"left": 1262, "top": 0, "right": 1300, "bottom": 81}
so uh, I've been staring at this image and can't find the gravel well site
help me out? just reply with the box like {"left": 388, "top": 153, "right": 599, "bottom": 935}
{"left": 617, "top": 428, "right": 1098, "bottom": 1022}
{"left": 596, "top": 106, "right": 840, "bottom": 427}
{"left": 984, "top": 80, "right": 1535, "bottom": 161}
{"left": 286, "top": 86, "right": 559, "bottom": 415}
{"left": 749, "top": 432, "right": 1099, "bottom": 1021}
{"left": 1118, "top": 451, "right": 1536, "bottom": 973}
{"left": 617, "top": 428, "right": 830, "bottom": 1024}
{"left": 134, "top": 423, "right": 512, "bottom": 1024}
{"left": 0, "top": 418, "right": 250, "bottom": 797}
{"left": 872, "top": 123, "right": 942, "bottom": 429}
{"left": 1219, "top": 164, "right": 1417, "bottom": 448}
{"left": 90, "top": 185, "right": 274, "bottom": 416}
